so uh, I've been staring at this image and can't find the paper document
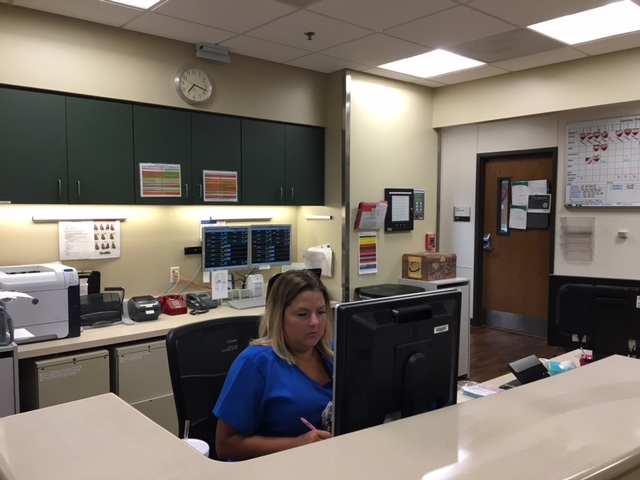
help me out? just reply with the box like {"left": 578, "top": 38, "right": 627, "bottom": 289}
{"left": 509, "top": 205, "right": 527, "bottom": 230}
{"left": 303, "top": 245, "right": 333, "bottom": 277}
{"left": 14, "top": 328, "right": 34, "bottom": 340}
{"left": 211, "top": 270, "right": 229, "bottom": 300}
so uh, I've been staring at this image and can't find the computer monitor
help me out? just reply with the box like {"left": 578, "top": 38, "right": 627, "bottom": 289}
{"left": 550, "top": 278, "right": 640, "bottom": 359}
{"left": 249, "top": 224, "right": 292, "bottom": 268}
{"left": 201, "top": 225, "right": 250, "bottom": 271}
{"left": 333, "top": 289, "right": 461, "bottom": 436}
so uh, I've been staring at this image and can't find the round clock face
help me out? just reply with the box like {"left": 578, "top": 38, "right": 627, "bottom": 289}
{"left": 174, "top": 67, "right": 213, "bottom": 104}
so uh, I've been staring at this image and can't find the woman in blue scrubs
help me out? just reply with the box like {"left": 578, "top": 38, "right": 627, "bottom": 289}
{"left": 214, "top": 269, "right": 333, "bottom": 460}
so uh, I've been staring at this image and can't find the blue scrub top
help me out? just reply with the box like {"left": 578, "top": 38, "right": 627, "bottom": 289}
{"left": 214, "top": 345, "right": 333, "bottom": 437}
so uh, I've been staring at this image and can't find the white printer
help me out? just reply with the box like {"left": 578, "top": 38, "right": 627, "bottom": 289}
{"left": 0, "top": 263, "right": 81, "bottom": 344}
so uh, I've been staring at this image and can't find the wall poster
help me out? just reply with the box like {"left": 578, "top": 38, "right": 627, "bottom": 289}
{"left": 566, "top": 114, "right": 640, "bottom": 207}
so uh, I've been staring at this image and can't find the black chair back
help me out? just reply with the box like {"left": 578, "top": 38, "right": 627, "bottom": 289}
{"left": 166, "top": 315, "right": 261, "bottom": 460}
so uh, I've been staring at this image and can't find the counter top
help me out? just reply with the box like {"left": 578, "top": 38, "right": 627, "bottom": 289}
{"left": 17, "top": 305, "right": 264, "bottom": 359}
{"left": 2, "top": 355, "right": 640, "bottom": 480}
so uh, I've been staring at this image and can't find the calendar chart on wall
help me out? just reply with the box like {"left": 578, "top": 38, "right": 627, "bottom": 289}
{"left": 566, "top": 114, "right": 640, "bottom": 207}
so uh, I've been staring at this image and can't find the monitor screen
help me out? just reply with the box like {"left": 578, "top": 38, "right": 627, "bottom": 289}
{"left": 201, "top": 225, "right": 250, "bottom": 271}
{"left": 333, "top": 289, "right": 460, "bottom": 436}
{"left": 551, "top": 280, "right": 640, "bottom": 359}
{"left": 249, "top": 224, "right": 292, "bottom": 268}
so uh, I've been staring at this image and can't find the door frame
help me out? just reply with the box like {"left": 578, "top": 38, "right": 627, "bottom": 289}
{"left": 472, "top": 147, "right": 558, "bottom": 328}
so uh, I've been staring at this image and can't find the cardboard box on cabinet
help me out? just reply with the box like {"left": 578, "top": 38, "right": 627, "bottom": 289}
{"left": 402, "top": 253, "right": 457, "bottom": 281}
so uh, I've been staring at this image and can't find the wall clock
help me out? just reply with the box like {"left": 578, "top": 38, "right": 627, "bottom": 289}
{"left": 174, "top": 67, "right": 212, "bottom": 104}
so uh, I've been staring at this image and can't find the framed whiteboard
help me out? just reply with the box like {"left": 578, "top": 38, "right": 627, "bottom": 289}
{"left": 565, "top": 114, "right": 640, "bottom": 207}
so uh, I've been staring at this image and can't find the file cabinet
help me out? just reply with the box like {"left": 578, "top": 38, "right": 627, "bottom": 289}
{"left": 110, "top": 340, "right": 178, "bottom": 435}
{"left": 19, "top": 349, "right": 110, "bottom": 411}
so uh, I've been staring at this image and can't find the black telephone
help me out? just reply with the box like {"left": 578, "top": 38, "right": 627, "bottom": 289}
{"left": 186, "top": 293, "right": 218, "bottom": 314}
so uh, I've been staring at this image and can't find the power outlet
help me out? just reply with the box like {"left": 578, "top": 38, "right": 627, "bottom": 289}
{"left": 170, "top": 266, "right": 180, "bottom": 283}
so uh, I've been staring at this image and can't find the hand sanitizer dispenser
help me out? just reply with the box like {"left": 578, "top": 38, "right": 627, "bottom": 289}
{"left": 246, "top": 275, "right": 264, "bottom": 298}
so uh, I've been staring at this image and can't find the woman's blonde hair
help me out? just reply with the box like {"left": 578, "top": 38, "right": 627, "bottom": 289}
{"left": 251, "top": 269, "right": 333, "bottom": 365}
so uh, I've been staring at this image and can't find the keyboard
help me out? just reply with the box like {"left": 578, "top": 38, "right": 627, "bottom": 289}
{"left": 227, "top": 296, "right": 266, "bottom": 310}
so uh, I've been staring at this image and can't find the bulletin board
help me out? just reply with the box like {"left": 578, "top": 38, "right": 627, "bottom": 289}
{"left": 565, "top": 114, "right": 640, "bottom": 207}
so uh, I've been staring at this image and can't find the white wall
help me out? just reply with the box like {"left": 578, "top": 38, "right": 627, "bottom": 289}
{"left": 439, "top": 103, "right": 640, "bottom": 314}
{"left": 348, "top": 72, "right": 437, "bottom": 298}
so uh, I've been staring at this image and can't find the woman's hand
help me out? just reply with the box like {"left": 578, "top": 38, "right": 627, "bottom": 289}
{"left": 298, "top": 429, "right": 332, "bottom": 445}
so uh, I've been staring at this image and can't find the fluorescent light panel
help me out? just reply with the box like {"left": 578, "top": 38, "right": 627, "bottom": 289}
{"left": 528, "top": 0, "right": 640, "bottom": 45}
{"left": 101, "top": 0, "right": 163, "bottom": 9}
{"left": 379, "top": 49, "right": 484, "bottom": 78}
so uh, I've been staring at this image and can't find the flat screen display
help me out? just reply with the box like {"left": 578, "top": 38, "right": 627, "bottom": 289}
{"left": 250, "top": 224, "right": 292, "bottom": 268}
{"left": 202, "top": 226, "right": 250, "bottom": 271}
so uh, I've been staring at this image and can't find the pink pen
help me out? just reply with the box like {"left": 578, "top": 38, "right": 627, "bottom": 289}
{"left": 300, "top": 417, "right": 317, "bottom": 431}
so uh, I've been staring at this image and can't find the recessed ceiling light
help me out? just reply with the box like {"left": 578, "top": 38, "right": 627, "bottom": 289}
{"left": 528, "top": 0, "right": 640, "bottom": 45}
{"left": 378, "top": 50, "right": 484, "bottom": 78}
{"left": 101, "top": 0, "right": 164, "bottom": 9}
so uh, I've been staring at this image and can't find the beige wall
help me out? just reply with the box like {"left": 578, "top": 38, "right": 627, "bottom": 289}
{"left": 432, "top": 47, "right": 640, "bottom": 128}
{"left": 348, "top": 72, "right": 437, "bottom": 298}
{"left": 0, "top": 4, "right": 343, "bottom": 299}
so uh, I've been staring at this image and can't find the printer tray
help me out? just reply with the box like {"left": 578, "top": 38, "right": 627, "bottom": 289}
{"left": 80, "top": 310, "right": 122, "bottom": 328}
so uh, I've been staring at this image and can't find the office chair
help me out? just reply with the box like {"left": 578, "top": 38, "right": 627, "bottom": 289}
{"left": 165, "top": 315, "right": 261, "bottom": 460}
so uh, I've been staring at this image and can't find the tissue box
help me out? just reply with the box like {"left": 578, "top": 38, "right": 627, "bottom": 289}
{"left": 402, "top": 253, "right": 457, "bottom": 281}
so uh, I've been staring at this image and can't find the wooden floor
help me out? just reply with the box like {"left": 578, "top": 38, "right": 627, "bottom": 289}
{"left": 466, "top": 325, "right": 562, "bottom": 382}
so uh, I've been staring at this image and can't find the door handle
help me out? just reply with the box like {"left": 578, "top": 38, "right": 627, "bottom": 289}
{"left": 482, "top": 234, "right": 493, "bottom": 252}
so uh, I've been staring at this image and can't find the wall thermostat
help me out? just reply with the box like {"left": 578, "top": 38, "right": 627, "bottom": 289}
{"left": 414, "top": 189, "right": 425, "bottom": 220}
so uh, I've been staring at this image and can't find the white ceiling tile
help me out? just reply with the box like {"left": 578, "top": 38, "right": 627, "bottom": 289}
{"left": 363, "top": 67, "right": 446, "bottom": 88}
{"left": 223, "top": 35, "right": 311, "bottom": 63}
{"left": 285, "top": 53, "right": 370, "bottom": 73}
{"left": 308, "top": 0, "right": 456, "bottom": 31}
{"left": 492, "top": 47, "right": 587, "bottom": 72}
{"left": 571, "top": 31, "right": 640, "bottom": 56}
{"left": 467, "top": 0, "right": 612, "bottom": 27}
{"left": 320, "top": 34, "right": 430, "bottom": 67}
{"left": 410, "top": 77, "right": 449, "bottom": 88}
{"left": 8, "top": 0, "right": 640, "bottom": 87}
{"left": 429, "top": 64, "right": 509, "bottom": 84}
{"left": 449, "top": 29, "right": 565, "bottom": 63}
{"left": 125, "top": 12, "right": 235, "bottom": 44}
{"left": 154, "top": 0, "right": 296, "bottom": 33}
{"left": 14, "top": 0, "right": 143, "bottom": 26}
{"left": 247, "top": 10, "right": 373, "bottom": 51}
{"left": 386, "top": 5, "right": 515, "bottom": 49}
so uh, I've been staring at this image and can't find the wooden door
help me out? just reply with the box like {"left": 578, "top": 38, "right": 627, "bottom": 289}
{"left": 475, "top": 149, "right": 557, "bottom": 337}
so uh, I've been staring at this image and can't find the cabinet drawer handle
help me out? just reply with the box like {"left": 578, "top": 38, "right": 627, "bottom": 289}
{"left": 76, "top": 180, "right": 81, "bottom": 198}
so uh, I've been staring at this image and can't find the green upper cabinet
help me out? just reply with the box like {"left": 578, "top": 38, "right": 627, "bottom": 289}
{"left": 0, "top": 88, "right": 68, "bottom": 204}
{"left": 66, "top": 97, "right": 134, "bottom": 204}
{"left": 133, "top": 105, "right": 192, "bottom": 205}
{"left": 241, "top": 120, "right": 324, "bottom": 206}
{"left": 241, "top": 119, "right": 286, "bottom": 205}
{"left": 285, "top": 124, "right": 324, "bottom": 206}
{"left": 191, "top": 113, "right": 241, "bottom": 205}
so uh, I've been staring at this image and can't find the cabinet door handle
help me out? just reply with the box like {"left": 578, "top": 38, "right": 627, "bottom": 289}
{"left": 279, "top": 187, "right": 284, "bottom": 201}
{"left": 184, "top": 184, "right": 189, "bottom": 199}
{"left": 57, "top": 180, "right": 62, "bottom": 198}
{"left": 76, "top": 180, "right": 81, "bottom": 198}
{"left": 289, "top": 187, "right": 294, "bottom": 201}
{"left": 199, "top": 184, "right": 203, "bottom": 200}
